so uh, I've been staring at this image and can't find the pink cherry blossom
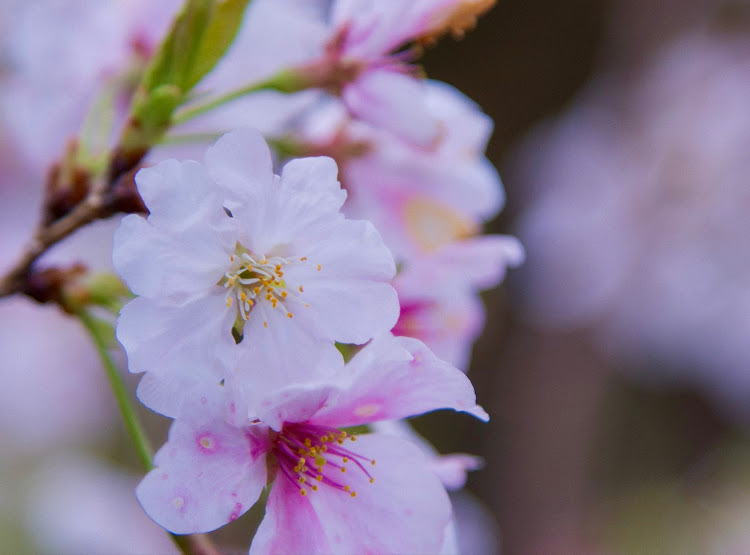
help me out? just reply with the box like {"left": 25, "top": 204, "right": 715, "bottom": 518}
{"left": 214, "top": 0, "right": 494, "bottom": 146}
{"left": 287, "top": 81, "right": 504, "bottom": 261}
{"left": 370, "top": 419, "right": 483, "bottom": 491}
{"left": 322, "top": 0, "right": 497, "bottom": 145}
{"left": 136, "top": 334, "right": 488, "bottom": 553}
{"left": 393, "top": 235, "right": 524, "bottom": 370}
{"left": 113, "top": 128, "right": 398, "bottom": 416}
{"left": 27, "top": 455, "right": 178, "bottom": 554}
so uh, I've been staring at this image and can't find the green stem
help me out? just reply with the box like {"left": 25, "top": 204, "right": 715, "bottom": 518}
{"left": 172, "top": 70, "right": 307, "bottom": 125}
{"left": 76, "top": 308, "right": 154, "bottom": 470}
{"left": 76, "top": 308, "right": 223, "bottom": 555}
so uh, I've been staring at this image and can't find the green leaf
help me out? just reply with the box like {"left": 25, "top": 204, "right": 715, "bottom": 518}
{"left": 186, "top": 0, "right": 252, "bottom": 90}
{"left": 111, "top": 0, "right": 253, "bottom": 173}
{"left": 140, "top": 0, "right": 212, "bottom": 93}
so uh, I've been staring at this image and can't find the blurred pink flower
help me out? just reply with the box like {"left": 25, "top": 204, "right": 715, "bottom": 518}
{"left": 27, "top": 455, "right": 177, "bottom": 554}
{"left": 393, "top": 235, "right": 524, "bottom": 370}
{"left": 288, "top": 81, "right": 504, "bottom": 262}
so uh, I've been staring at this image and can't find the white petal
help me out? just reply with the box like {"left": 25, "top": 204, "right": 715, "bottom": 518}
{"left": 116, "top": 294, "right": 235, "bottom": 382}
{"left": 205, "top": 128, "right": 274, "bottom": 205}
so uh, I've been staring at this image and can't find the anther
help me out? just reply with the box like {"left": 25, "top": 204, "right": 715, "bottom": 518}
{"left": 300, "top": 489, "right": 307, "bottom": 496}
{"left": 287, "top": 312, "right": 293, "bottom": 318}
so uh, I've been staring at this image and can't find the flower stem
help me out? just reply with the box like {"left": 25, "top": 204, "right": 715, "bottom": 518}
{"left": 76, "top": 308, "right": 222, "bottom": 555}
{"left": 171, "top": 69, "right": 306, "bottom": 125}
{"left": 75, "top": 308, "right": 153, "bottom": 470}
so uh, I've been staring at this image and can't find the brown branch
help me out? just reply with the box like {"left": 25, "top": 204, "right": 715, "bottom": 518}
{"left": 0, "top": 166, "right": 144, "bottom": 300}
{"left": 172, "top": 533, "right": 225, "bottom": 555}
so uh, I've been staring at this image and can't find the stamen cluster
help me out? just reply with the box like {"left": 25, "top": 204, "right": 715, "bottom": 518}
{"left": 222, "top": 249, "right": 317, "bottom": 323}
{"left": 273, "top": 424, "right": 375, "bottom": 498}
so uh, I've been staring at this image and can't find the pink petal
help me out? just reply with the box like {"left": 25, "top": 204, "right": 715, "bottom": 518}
{"left": 397, "top": 235, "right": 525, "bottom": 298}
{"left": 343, "top": 70, "right": 442, "bottom": 148}
{"left": 136, "top": 404, "right": 269, "bottom": 534}
{"left": 302, "top": 433, "right": 452, "bottom": 554}
{"left": 250, "top": 474, "right": 329, "bottom": 554}
{"left": 392, "top": 291, "right": 484, "bottom": 372}
{"left": 312, "top": 334, "right": 489, "bottom": 427}
{"left": 285, "top": 218, "right": 398, "bottom": 345}
{"left": 255, "top": 383, "right": 337, "bottom": 432}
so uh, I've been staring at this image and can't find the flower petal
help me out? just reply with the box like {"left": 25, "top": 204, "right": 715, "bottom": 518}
{"left": 279, "top": 156, "right": 346, "bottom": 208}
{"left": 304, "top": 433, "right": 453, "bottom": 554}
{"left": 204, "top": 127, "right": 274, "bottom": 206}
{"left": 113, "top": 214, "right": 229, "bottom": 299}
{"left": 343, "top": 70, "right": 442, "bottom": 148}
{"left": 116, "top": 294, "right": 235, "bottom": 382}
{"left": 136, "top": 391, "right": 269, "bottom": 534}
{"left": 229, "top": 301, "right": 344, "bottom": 416}
{"left": 312, "top": 334, "right": 489, "bottom": 426}
{"left": 135, "top": 159, "right": 226, "bottom": 233}
{"left": 255, "top": 383, "right": 337, "bottom": 432}
{"left": 250, "top": 473, "right": 330, "bottom": 554}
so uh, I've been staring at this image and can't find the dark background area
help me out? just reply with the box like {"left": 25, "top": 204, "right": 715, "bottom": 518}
{"left": 419, "top": 1, "right": 750, "bottom": 552}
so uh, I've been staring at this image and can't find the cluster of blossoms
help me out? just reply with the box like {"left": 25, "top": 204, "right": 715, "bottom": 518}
{"left": 1, "top": 0, "right": 521, "bottom": 552}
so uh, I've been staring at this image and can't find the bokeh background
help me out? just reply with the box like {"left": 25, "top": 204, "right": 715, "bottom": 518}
{"left": 2, "top": 1, "right": 750, "bottom": 553}
{"left": 420, "top": 0, "right": 750, "bottom": 552}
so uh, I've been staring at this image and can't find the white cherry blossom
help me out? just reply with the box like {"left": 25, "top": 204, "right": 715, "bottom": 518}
{"left": 113, "top": 128, "right": 398, "bottom": 416}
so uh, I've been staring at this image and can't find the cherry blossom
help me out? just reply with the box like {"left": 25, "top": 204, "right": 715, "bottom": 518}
{"left": 320, "top": 0, "right": 497, "bottom": 145}
{"left": 136, "top": 334, "right": 488, "bottom": 553}
{"left": 284, "top": 81, "right": 504, "bottom": 261}
{"left": 393, "top": 235, "right": 524, "bottom": 370}
{"left": 370, "top": 419, "right": 483, "bottom": 491}
{"left": 113, "top": 128, "right": 398, "bottom": 416}
{"left": 210, "top": 0, "right": 495, "bottom": 147}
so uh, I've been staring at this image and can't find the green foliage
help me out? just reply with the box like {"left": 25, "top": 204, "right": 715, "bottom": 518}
{"left": 116, "top": 0, "right": 252, "bottom": 166}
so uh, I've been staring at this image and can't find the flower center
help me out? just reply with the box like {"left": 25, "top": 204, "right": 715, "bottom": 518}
{"left": 272, "top": 423, "right": 376, "bottom": 498}
{"left": 221, "top": 243, "right": 319, "bottom": 325}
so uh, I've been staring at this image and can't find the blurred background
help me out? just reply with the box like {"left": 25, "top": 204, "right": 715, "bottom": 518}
{"left": 419, "top": 0, "right": 750, "bottom": 553}
{"left": 2, "top": 0, "right": 750, "bottom": 553}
